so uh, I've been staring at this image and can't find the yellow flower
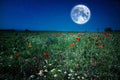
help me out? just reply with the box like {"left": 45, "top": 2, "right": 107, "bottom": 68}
{"left": 28, "top": 43, "right": 32, "bottom": 48}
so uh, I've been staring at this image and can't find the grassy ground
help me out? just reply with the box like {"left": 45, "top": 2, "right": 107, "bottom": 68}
{"left": 0, "top": 31, "right": 120, "bottom": 80}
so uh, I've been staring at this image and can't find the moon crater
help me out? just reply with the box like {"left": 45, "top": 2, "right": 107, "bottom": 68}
{"left": 71, "top": 4, "right": 91, "bottom": 24}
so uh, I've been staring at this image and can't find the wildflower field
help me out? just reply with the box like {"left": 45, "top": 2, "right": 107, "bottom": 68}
{"left": 0, "top": 31, "right": 120, "bottom": 80}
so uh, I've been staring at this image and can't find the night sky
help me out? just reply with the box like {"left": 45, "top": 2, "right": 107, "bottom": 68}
{"left": 0, "top": 0, "right": 120, "bottom": 32}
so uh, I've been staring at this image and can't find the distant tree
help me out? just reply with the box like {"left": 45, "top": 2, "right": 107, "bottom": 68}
{"left": 25, "top": 29, "right": 30, "bottom": 32}
{"left": 104, "top": 27, "right": 112, "bottom": 32}
{"left": 113, "top": 30, "right": 120, "bottom": 32}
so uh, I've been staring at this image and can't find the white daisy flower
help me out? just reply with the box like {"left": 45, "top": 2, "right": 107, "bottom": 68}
{"left": 54, "top": 74, "right": 58, "bottom": 77}
{"left": 75, "top": 73, "right": 77, "bottom": 76}
{"left": 48, "top": 64, "right": 52, "bottom": 66}
{"left": 64, "top": 71, "right": 67, "bottom": 74}
{"left": 44, "top": 69, "right": 48, "bottom": 72}
{"left": 68, "top": 77, "right": 70, "bottom": 79}
{"left": 44, "top": 75, "right": 46, "bottom": 78}
{"left": 43, "top": 65, "right": 46, "bottom": 68}
{"left": 38, "top": 70, "right": 44, "bottom": 76}
{"left": 70, "top": 69, "right": 74, "bottom": 73}
{"left": 51, "top": 68, "right": 56, "bottom": 72}
{"left": 29, "top": 75, "right": 35, "bottom": 78}
{"left": 58, "top": 69, "right": 62, "bottom": 72}
{"left": 45, "top": 59, "right": 48, "bottom": 63}
{"left": 72, "top": 77, "right": 75, "bottom": 79}
{"left": 77, "top": 76, "right": 80, "bottom": 79}
{"left": 82, "top": 76, "right": 85, "bottom": 79}
{"left": 68, "top": 73, "right": 72, "bottom": 76}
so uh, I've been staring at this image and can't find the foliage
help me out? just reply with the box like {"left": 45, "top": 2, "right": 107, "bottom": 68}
{"left": 0, "top": 31, "right": 120, "bottom": 80}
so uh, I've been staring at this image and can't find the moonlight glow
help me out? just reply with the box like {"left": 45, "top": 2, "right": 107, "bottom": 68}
{"left": 71, "top": 4, "right": 91, "bottom": 24}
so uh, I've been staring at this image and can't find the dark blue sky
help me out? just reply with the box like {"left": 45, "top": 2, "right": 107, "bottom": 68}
{"left": 0, "top": 0, "right": 120, "bottom": 31}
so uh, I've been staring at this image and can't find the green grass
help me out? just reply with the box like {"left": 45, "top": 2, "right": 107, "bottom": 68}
{"left": 0, "top": 31, "right": 120, "bottom": 80}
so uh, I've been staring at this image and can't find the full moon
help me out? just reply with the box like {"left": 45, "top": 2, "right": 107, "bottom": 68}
{"left": 71, "top": 4, "right": 91, "bottom": 24}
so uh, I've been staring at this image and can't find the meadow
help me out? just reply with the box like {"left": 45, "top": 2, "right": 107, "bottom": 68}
{"left": 0, "top": 31, "right": 120, "bottom": 80}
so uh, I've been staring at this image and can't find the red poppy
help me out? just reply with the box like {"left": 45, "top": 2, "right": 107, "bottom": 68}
{"left": 96, "top": 38, "right": 102, "bottom": 43}
{"left": 100, "top": 45, "right": 104, "bottom": 48}
{"left": 106, "top": 32, "right": 110, "bottom": 34}
{"left": 104, "top": 33, "right": 109, "bottom": 38}
{"left": 76, "top": 37, "right": 81, "bottom": 41}
{"left": 55, "top": 33, "right": 59, "bottom": 37}
{"left": 44, "top": 53, "right": 50, "bottom": 57}
{"left": 28, "top": 43, "right": 32, "bottom": 48}
{"left": 98, "top": 38, "right": 102, "bottom": 40}
{"left": 70, "top": 43, "right": 74, "bottom": 47}
{"left": 95, "top": 43, "right": 99, "bottom": 46}
{"left": 104, "top": 34, "right": 108, "bottom": 38}
{"left": 15, "top": 53, "right": 20, "bottom": 58}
